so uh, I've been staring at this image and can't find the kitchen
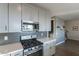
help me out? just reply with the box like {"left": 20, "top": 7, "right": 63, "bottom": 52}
{"left": 1, "top": 0, "right": 79, "bottom": 58}
{"left": 0, "top": 3, "right": 56, "bottom": 56}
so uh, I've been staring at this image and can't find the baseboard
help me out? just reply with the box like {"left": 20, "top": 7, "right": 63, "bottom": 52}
{"left": 69, "top": 39, "right": 79, "bottom": 41}
{"left": 56, "top": 41, "right": 65, "bottom": 46}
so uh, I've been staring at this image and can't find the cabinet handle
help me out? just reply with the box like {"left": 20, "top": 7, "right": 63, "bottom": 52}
{"left": 5, "top": 25, "right": 7, "bottom": 31}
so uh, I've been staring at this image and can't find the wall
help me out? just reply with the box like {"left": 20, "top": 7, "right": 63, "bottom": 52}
{"left": 65, "top": 20, "right": 79, "bottom": 41}
{"left": 52, "top": 17, "right": 65, "bottom": 44}
{"left": 0, "top": 31, "right": 47, "bottom": 45}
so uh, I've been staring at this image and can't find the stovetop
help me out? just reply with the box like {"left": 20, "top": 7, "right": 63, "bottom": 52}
{"left": 20, "top": 38, "right": 43, "bottom": 49}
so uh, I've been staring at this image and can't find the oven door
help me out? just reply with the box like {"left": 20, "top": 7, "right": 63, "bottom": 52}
{"left": 27, "top": 49, "right": 43, "bottom": 56}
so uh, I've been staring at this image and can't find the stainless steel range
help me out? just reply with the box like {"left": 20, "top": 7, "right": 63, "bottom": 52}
{"left": 20, "top": 35, "right": 43, "bottom": 56}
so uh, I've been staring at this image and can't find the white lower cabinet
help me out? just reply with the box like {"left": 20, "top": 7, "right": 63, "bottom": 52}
{"left": 43, "top": 40, "right": 56, "bottom": 56}
{"left": 43, "top": 43, "right": 50, "bottom": 56}
{"left": 2, "top": 53, "right": 11, "bottom": 56}
{"left": 11, "top": 49, "right": 23, "bottom": 56}
{"left": 50, "top": 46, "right": 55, "bottom": 56}
{"left": 1, "top": 49, "right": 23, "bottom": 56}
{"left": 50, "top": 41, "right": 56, "bottom": 56}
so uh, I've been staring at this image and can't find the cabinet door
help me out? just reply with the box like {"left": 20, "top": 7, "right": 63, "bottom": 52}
{"left": 0, "top": 3, "right": 8, "bottom": 33}
{"left": 9, "top": 3, "right": 21, "bottom": 32}
{"left": 43, "top": 43, "right": 50, "bottom": 56}
{"left": 50, "top": 41, "right": 56, "bottom": 56}
{"left": 39, "top": 8, "right": 46, "bottom": 31}
{"left": 2, "top": 53, "right": 11, "bottom": 56}
{"left": 45, "top": 11, "right": 51, "bottom": 31}
{"left": 31, "top": 6, "right": 39, "bottom": 22}
{"left": 50, "top": 46, "right": 55, "bottom": 56}
{"left": 22, "top": 4, "right": 32, "bottom": 21}
{"left": 11, "top": 49, "right": 23, "bottom": 56}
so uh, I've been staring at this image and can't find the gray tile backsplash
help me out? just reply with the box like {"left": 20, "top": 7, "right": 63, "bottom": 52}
{"left": 0, "top": 31, "right": 47, "bottom": 45}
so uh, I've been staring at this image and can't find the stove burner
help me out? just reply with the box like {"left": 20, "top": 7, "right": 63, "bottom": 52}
{"left": 20, "top": 38, "right": 43, "bottom": 49}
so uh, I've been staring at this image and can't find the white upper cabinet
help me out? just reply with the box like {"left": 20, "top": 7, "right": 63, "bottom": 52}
{"left": 39, "top": 8, "right": 51, "bottom": 31}
{"left": 31, "top": 6, "right": 39, "bottom": 22}
{"left": 22, "top": 4, "right": 39, "bottom": 22}
{"left": 0, "top": 4, "right": 8, "bottom": 33}
{"left": 9, "top": 3, "right": 21, "bottom": 32}
{"left": 43, "top": 42, "right": 51, "bottom": 56}
{"left": 0, "top": 3, "right": 51, "bottom": 33}
{"left": 22, "top": 4, "right": 32, "bottom": 22}
{"left": 39, "top": 8, "right": 46, "bottom": 31}
{"left": 45, "top": 11, "right": 51, "bottom": 31}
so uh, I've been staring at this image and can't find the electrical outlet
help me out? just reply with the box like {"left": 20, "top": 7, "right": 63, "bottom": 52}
{"left": 41, "top": 33, "right": 43, "bottom": 36}
{"left": 4, "top": 36, "right": 8, "bottom": 40}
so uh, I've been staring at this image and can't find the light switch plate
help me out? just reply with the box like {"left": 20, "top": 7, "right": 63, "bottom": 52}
{"left": 4, "top": 36, "right": 8, "bottom": 40}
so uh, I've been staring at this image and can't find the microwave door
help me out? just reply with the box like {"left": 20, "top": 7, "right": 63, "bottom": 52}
{"left": 22, "top": 24, "right": 33, "bottom": 31}
{"left": 27, "top": 25, "right": 33, "bottom": 31}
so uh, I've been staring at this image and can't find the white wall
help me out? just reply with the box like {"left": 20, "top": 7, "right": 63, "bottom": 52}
{"left": 65, "top": 20, "right": 79, "bottom": 41}
{"left": 52, "top": 17, "right": 65, "bottom": 44}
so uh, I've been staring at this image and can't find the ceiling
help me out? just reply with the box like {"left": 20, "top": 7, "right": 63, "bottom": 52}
{"left": 34, "top": 3, "right": 79, "bottom": 20}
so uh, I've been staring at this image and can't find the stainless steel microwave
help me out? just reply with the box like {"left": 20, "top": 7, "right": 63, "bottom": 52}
{"left": 21, "top": 20, "right": 39, "bottom": 32}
